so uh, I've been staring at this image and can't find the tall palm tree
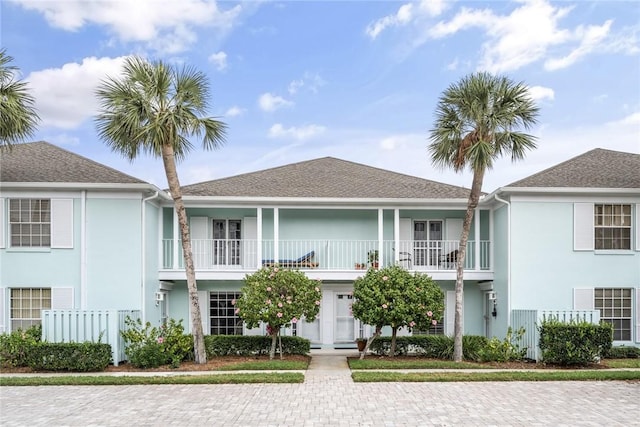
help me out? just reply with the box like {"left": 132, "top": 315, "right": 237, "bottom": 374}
{"left": 428, "top": 72, "right": 539, "bottom": 362}
{"left": 0, "top": 48, "right": 39, "bottom": 149}
{"left": 95, "top": 56, "right": 227, "bottom": 364}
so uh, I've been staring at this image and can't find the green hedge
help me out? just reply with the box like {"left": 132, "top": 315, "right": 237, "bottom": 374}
{"left": 605, "top": 346, "right": 640, "bottom": 359}
{"left": 539, "top": 320, "right": 613, "bottom": 365}
{"left": 204, "top": 335, "right": 310, "bottom": 357}
{"left": 0, "top": 325, "right": 42, "bottom": 368}
{"left": 368, "top": 335, "right": 490, "bottom": 361}
{"left": 27, "top": 342, "right": 112, "bottom": 372}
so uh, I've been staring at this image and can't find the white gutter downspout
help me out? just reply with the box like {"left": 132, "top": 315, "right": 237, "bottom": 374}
{"left": 141, "top": 192, "right": 159, "bottom": 323}
{"left": 494, "top": 193, "right": 511, "bottom": 327}
{"left": 80, "top": 190, "right": 87, "bottom": 310}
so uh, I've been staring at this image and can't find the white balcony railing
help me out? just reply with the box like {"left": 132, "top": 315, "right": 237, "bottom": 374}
{"left": 162, "top": 239, "right": 491, "bottom": 272}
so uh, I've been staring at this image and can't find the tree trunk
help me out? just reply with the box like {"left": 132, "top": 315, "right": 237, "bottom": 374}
{"left": 269, "top": 326, "right": 279, "bottom": 360}
{"left": 161, "top": 144, "right": 207, "bottom": 364}
{"left": 390, "top": 326, "right": 398, "bottom": 357}
{"left": 360, "top": 326, "right": 382, "bottom": 360}
{"left": 453, "top": 167, "right": 485, "bottom": 362}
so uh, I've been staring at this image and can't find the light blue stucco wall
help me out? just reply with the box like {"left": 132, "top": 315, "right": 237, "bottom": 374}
{"left": 85, "top": 197, "right": 142, "bottom": 310}
{"left": 491, "top": 204, "right": 510, "bottom": 339}
{"left": 143, "top": 202, "right": 161, "bottom": 325}
{"left": 1, "top": 198, "right": 82, "bottom": 303}
{"left": 509, "top": 200, "right": 639, "bottom": 310}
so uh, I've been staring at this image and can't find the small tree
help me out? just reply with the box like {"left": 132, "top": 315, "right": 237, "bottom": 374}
{"left": 235, "top": 266, "right": 322, "bottom": 360}
{"left": 352, "top": 265, "right": 444, "bottom": 359}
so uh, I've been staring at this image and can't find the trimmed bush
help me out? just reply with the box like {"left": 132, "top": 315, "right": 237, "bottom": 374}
{"left": 204, "top": 335, "right": 310, "bottom": 357}
{"left": 605, "top": 346, "right": 640, "bottom": 359}
{"left": 0, "top": 325, "right": 42, "bottom": 368}
{"left": 121, "top": 317, "right": 194, "bottom": 368}
{"left": 27, "top": 342, "right": 112, "bottom": 372}
{"left": 539, "top": 320, "right": 613, "bottom": 365}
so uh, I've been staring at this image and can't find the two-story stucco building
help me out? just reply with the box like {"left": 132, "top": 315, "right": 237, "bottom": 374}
{"left": 1, "top": 142, "right": 638, "bottom": 349}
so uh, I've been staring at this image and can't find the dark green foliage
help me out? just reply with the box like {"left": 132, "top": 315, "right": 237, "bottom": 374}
{"left": 368, "top": 335, "right": 489, "bottom": 360}
{"left": 0, "top": 325, "right": 42, "bottom": 368}
{"left": 27, "top": 342, "right": 112, "bottom": 372}
{"left": 120, "top": 317, "right": 194, "bottom": 368}
{"left": 476, "top": 327, "right": 527, "bottom": 362}
{"left": 605, "top": 346, "right": 640, "bottom": 359}
{"left": 539, "top": 320, "right": 613, "bottom": 365}
{"left": 204, "top": 335, "right": 310, "bottom": 357}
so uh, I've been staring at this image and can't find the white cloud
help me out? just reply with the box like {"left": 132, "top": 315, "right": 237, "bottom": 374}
{"left": 287, "top": 72, "right": 325, "bottom": 95}
{"left": 12, "top": 0, "right": 242, "bottom": 54}
{"left": 288, "top": 79, "right": 304, "bottom": 95}
{"left": 528, "top": 86, "right": 555, "bottom": 102}
{"left": 268, "top": 123, "right": 326, "bottom": 141}
{"left": 46, "top": 133, "right": 80, "bottom": 146}
{"left": 379, "top": 134, "right": 415, "bottom": 151}
{"left": 208, "top": 51, "right": 228, "bottom": 71}
{"left": 258, "top": 93, "right": 294, "bottom": 112}
{"left": 27, "top": 56, "right": 128, "bottom": 129}
{"left": 606, "top": 111, "right": 640, "bottom": 127}
{"left": 224, "top": 106, "right": 245, "bottom": 117}
{"left": 365, "top": 0, "right": 447, "bottom": 39}
{"left": 544, "top": 20, "right": 613, "bottom": 70}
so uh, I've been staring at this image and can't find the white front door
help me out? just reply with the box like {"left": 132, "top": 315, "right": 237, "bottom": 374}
{"left": 334, "top": 293, "right": 355, "bottom": 343}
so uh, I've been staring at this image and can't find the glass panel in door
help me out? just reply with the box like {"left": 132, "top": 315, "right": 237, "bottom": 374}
{"left": 212, "top": 220, "right": 226, "bottom": 265}
{"left": 212, "top": 219, "right": 242, "bottom": 266}
{"left": 228, "top": 220, "right": 241, "bottom": 266}
{"left": 414, "top": 221, "right": 427, "bottom": 266}
{"left": 428, "top": 221, "right": 443, "bottom": 266}
{"left": 335, "top": 294, "right": 354, "bottom": 342}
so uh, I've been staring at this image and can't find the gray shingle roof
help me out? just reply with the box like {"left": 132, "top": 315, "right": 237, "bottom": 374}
{"left": 181, "top": 157, "right": 471, "bottom": 199}
{"left": 0, "top": 141, "right": 146, "bottom": 184}
{"left": 507, "top": 148, "right": 640, "bottom": 188}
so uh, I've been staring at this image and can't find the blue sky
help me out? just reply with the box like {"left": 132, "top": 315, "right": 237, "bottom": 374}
{"left": 2, "top": 0, "right": 639, "bottom": 192}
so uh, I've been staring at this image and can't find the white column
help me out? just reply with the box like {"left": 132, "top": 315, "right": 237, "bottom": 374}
{"left": 257, "top": 207, "right": 263, "bottom": 267}
{"left": 378, "top": 209, "right": 384, "bottom": 267}
{"left": 474, "top": 207, "right": 480, "bottom": 270}
{"left": 274, "top": 207, "right": 279, "bottom": 263}
{"left": 394, "top": 209, "right": 400, "bottom": 263}
{"left": 489, "top": 208, "right": 494, "bottom": 271}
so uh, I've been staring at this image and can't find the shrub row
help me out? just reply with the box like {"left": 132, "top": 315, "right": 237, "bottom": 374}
{"left": 0, "top": 325, "right": 42, "bottom": 368}
{"left": 605, "top": 346, "right": 640, "bottom": 359}
{"left": 26, "top": 342, "right": 112, "bottom": 372}
{"left": 539, "top": 320, "right": 612, "bottom": 365}
{"left": 368, "top": 329, "right": 527, "bottom": 362}
{"left": 205, "top": 335, "right": 310, "bottom": 357}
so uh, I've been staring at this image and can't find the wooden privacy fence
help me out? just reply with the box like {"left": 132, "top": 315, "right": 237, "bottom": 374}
{"left": 511, "top": 309, "right": 601, "bottom": 361}
{"left": 41, "top": 310, "right": 141, "bottom": 366}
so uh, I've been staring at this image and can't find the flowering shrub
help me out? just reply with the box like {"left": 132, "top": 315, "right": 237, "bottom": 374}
{"left": 120, "top": 317, "right": 193, "bottom": 368}
{"left": 235, "top": 266, "right": 322, "bottom": 359}
{"left": 352, "top": 265, "right": 444, "bottom": 357}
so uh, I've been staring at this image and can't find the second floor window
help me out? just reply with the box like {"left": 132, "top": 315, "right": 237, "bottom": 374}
{"left": 594, "top": 204, "right": 631, "bottom": 250}
{"left": 9, "top": 199, "right": 51, "bottom": 247}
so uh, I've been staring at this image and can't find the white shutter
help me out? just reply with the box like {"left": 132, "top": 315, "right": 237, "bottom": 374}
{"left": 445, "top": 291, "right": 455, "bottom": 336}
{"left": 190, "top": 217, "right": 209, "bottom": 269}
{"left": 197, "top": 290, "right": 208, "bottom": 335}
{"left": 51, "top": 287, "right": 74, "bottom": 309}
{"left": 51, "top": 199, "right": 73, "bottom": 248}
{"left": 399, "top": 218, "right": 412, "bottom": 268}
{"left": 0, "top": 288, "right": 5, "bottom": 333}
{"left": 0, "top": 198, "right": 5, "bottom": 248}
{"left": 243, "top": 217, "right": 257, "bottom": 268}
{"left": 446, "top": 218, "right": 463, "bottom": 241}
{"left": 573, "top": 288, "right": 595, "bottom": 310}
{"left": 636, "top": 289, "right": 640, "bottom": 343}
{"left": 573, "top": 203, "right": 594, "bottom": 251}
{"left": 635, "top": 205, "right": 640, "bottom": 251}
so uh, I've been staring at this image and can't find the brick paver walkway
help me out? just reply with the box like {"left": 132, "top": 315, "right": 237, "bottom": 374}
{"left": 1, "top": 350, "right": 638, "bottom": 426}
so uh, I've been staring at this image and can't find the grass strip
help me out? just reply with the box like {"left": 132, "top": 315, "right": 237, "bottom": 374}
{"left": 603, "top": 359, "right": 640, "bottom": 369}
{"left": 216, "top": 360, "right": 308, "bottom": 371}
{"left": 352, "top": 370, "right": 640, "bottom": 382}
{"left": 349, "top": 359, "right": 490, "bottom": 370}
{"left": 0, "top": 373, "right": 304, "bottom": 386}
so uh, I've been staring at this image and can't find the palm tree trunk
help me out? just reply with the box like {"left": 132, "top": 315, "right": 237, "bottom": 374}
{"left": 453, "top": 167, "right": 485, "bottom": 362}
{"left": 161, "top": 144, "right": 207, "bottom": 364}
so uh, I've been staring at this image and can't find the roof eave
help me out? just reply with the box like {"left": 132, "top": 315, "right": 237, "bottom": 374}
{"left": 1, "top": 181, "right": 170, "bottom": 196}
{"left": 178, "top": 195, "right": 471, "bottom": 207}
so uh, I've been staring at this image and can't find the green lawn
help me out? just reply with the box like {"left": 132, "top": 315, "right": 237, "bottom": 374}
{"left": 352, "top": 370, "right": 640, "bottom": 382}
{"left": 216, "top": 360, "right": 308, "bottom": 371}
{"left": 349, "top": 359, "right": 493, "bottom": 370}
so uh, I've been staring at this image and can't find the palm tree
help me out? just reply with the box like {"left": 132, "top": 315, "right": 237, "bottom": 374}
{"left": 428, "top": 72, "right": 539, "bottom": 362}
{"left": 95, "top": 56, "right": 227, "bottom": 364}
{"left": 0, "top": 49, "right": 39, "bottom": 149}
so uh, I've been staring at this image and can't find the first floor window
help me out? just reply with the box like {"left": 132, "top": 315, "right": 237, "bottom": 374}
{"left": 209, "top": 292, "right": 242, "bottom": 335}
{"left": 10, "top": 288, "right": 51, "bottom": 330}
{"left": 413, "top": 320, "right": 444, "bottom": 336}
{"left": 9, "top": 199, "right": 51, "bottom": 247}
{"left": 594, "top": 204, "right": 631, "bottom": 250}
{"left": 595, "top": 288, "right": 632, "bottom": 341}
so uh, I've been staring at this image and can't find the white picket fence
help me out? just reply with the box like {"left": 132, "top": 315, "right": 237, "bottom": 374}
{"left": 511, "top": 309, "right": 601, "bottom": 361}
{"left": 41, "top": 310, "right": 140, "bottom": 366}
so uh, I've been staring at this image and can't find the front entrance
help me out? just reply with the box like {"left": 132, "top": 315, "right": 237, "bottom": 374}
{"left": 334, "top": 293, "right": 355, "bottom": 343}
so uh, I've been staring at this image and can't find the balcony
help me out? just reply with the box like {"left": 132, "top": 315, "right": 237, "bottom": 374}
{"left": 161, "top": 239, "right": 491, "bottom": 273}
